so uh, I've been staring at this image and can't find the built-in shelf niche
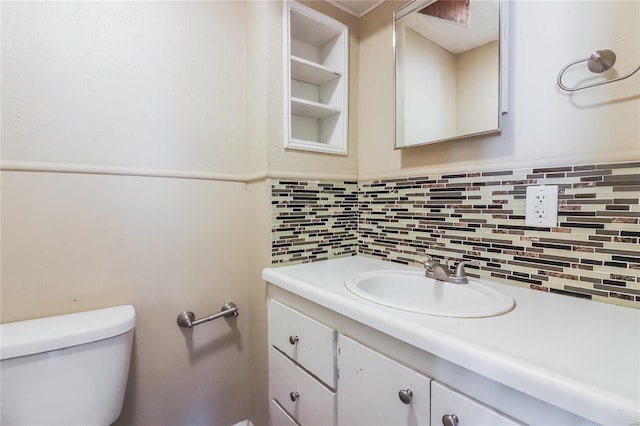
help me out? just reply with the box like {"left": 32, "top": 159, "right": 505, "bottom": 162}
{"left": 285, "top": 1, "right": 348, "bottom": 155}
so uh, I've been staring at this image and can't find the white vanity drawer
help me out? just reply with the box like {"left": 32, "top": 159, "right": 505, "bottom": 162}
{"left": 431, "top": 381, "right": 522, "bottom": 426}
{"left": 268, "top": 299, "right": 336, "bottom": 388}
{"left": 270, "top": 399, "right": 297, "bottom": 426}
{"left": 270, "top": 347, "right": 336, "bottom": 426}
{"left": 337, "top": 334, "right": 432, "bottom": 426}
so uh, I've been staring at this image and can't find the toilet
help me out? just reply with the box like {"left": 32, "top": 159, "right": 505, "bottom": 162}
{"left": 0, "top": 305, "right": 135, "bottom": 426}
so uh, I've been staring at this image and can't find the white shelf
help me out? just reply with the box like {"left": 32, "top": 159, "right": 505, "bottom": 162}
{"left": 284, "top": 1, "right": 348, "bottom": 155}
{"left": 288, "top": 138, "right": 347, "bottom": 155}
{"left": 291, "top": 55, "right": 342, "bottom": 86}
{"left": 290, "top": 10, "right": 341, "bottom": 48}
{"left": 291, "top": 97, "right": 341, "bottom": 118}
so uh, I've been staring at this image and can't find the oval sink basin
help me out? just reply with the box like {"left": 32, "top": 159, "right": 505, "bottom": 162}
{"left": 345, "top": 270, "right": 515, "bottom": 318}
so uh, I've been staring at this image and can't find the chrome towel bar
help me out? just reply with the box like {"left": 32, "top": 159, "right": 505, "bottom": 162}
{"left": 176, "top": 302, "right": 238, "bottom": 329}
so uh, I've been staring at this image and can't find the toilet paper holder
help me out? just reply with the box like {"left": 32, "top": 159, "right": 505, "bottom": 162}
{"left": 176, "top": 302, "right": 239, "bottom": 329}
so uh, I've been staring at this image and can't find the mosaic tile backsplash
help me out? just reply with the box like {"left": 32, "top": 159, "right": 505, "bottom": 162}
{"left": 271, "top": 161, "right": 640, "bottom": 307}
{"left": 271, "top": 180, "right": 359, "bottom": 264}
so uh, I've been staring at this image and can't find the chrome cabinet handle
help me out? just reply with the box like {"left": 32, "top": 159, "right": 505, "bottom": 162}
{"left": 289, "top": 391, "right": 299, "bottom": 402}
{"left": 442, "top": 414, "right": 459, "bottom": 426}
{"left": 398, "top": 389, "right": 413, "bottom": 404}
{"left": 289, "top": 335, "right": 299, "bottom": 345}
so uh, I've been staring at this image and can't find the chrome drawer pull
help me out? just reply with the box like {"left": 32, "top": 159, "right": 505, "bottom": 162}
{"left": 398, "top": 389, "right": 413, "bottom": 404}
{"left": 289, "top": 391, "right": 299, "bottom": 402}
{"left": 442, "top": 414, "right": 459, "bottom": 426}
{"left": 289, "top": 335, "right": 299, "bottom": 345}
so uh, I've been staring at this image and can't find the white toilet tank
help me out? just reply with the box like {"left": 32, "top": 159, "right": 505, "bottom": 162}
{"left": 0, "top": 305, "right": 135, "bottom": 426}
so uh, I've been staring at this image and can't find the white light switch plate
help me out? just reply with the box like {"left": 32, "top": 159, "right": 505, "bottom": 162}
{"left": 525, "top": 185, "right": 558, "bottom": 228}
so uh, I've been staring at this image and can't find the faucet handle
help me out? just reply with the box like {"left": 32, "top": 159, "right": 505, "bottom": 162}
{"left": 423, "top": 255, "right": 437, "bottom": 278}
{"left": 454, "top": 260, "right": 480, "bottom": 275}
{"left": 423, "top": 255, "right": 435, "bottom": 268}
{"left": 449, "top": 260, "right": 480, "bottom": 284}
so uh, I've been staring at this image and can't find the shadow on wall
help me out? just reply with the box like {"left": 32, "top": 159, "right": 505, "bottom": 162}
{"left": 115, "top": 315, "right": 245, "bottom": 425}
{"left": 400, "top": 116, "right": 514, "bottom": 170}
{"left": 179, "top": 317, "right": 244, "bottom": 364}
{"left": 114, "top": 339, "right": 138, "bottom": 426}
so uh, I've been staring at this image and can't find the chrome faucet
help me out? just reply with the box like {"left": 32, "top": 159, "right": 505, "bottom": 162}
{"left": 423, "top": 256, "right": 451, "bottom": 281}
{"left": 423, "top": 256, "right": 480, "bottom": 284}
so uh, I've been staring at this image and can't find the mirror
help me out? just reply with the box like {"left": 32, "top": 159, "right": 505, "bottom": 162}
{"left": 394, "top": 0, "right": 506, "bottom": 148}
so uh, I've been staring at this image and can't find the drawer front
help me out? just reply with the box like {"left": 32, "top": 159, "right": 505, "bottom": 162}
{"left": 269, "top": 299, "right": 336, "bottom": 388}
{"left": 270, "top": 399, "right": 297, "bottom": 426}
{"left": 431, "top": 381, "right": 522, "bottom": 426}
{"left": 337, "top": 334, "right": 432, "bottom": 426}
{"left": 270, "top": 347, "right": 336, "bottom": 426}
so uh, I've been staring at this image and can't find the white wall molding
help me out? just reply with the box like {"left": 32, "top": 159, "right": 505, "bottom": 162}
{"left": 0, "top": 162, "right": 359, "bottom": 183}
{"left": 266, "top": 170, "right": 358, "bottom": 181}
{"left": 1, "top": 161, "right": 253, "bottom": 183}
{"left": 6, "top": 154, "right": 638, "bottom": 184}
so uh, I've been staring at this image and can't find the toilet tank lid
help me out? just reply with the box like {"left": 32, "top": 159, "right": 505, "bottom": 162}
{"left": 0, "top": 305, "right": 135, "bottom": 360}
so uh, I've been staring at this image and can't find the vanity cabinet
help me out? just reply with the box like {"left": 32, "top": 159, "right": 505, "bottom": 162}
{"left": 264, "top": 257, "right": 628, "bottom": 425}
{"left": 337, "top": 334, "right": 431, "bottom": 426}
{"left": 284, "top": 1, "right": 348, "bottom": 154}
{"left": 268, "top": 299, "right": 336, "bottom": 425}
{"left": 268, "top": 298, "right": 521, "bottom": 426}
{"left": 267, "top": 288, "right": 598, "bottom": 426}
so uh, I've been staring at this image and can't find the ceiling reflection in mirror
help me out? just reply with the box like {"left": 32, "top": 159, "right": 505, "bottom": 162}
{"left": 394, "top": 0, "right": 504, "bottom": 148}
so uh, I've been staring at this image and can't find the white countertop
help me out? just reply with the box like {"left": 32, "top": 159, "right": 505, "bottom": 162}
{"left": 263, "top": 256, "right": 640, "bottom": 425}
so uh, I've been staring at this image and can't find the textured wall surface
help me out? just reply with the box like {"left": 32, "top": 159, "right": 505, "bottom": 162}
{"left": 1, "top": 2, "right": 251, "bottom": 425}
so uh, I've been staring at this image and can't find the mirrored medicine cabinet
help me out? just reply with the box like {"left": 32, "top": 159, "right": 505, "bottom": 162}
{"left": 394, "top": 0, "right": 509, "bottom": 149}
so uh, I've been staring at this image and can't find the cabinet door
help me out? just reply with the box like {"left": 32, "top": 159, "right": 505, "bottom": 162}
{"left": 337, "top": 334, "right": 431, "bottom": 426}
{"left": 431, "top": 381, "right": 522, "bottom": 426}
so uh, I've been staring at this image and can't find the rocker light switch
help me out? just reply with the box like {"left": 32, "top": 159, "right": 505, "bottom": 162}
{"left": 525, "top": 185, "right": 558, "bottom": 227}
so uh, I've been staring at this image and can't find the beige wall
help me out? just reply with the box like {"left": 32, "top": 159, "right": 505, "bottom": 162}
{"left": 1, "top": 173, "right": 251, "bottom": 425}
{"left": 359, "top": 0, "right": 640, "bottom": 178}
{"left": 2, "top": 1, "right": 247, "bottom": 174}
{"left": 1, "top": 2, "right": 251, "bottom": 425}
{"left": 456, "top": 40, "right": 499, "bottom": 135}
{"left": 244, "top": 2, "right": 275, "bottom": 424}
{"left": 401, "top": 26, "right": 457, "bottom": 144}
